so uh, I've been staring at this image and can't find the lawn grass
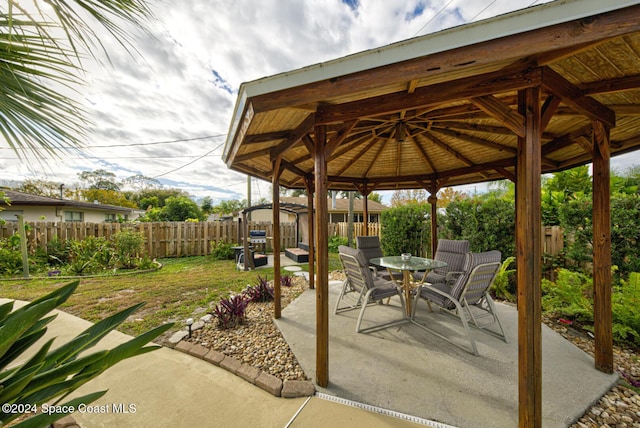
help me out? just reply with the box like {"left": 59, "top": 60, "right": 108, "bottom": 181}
{"left": 0, "top": 253, "right": 343, "bottom": 337}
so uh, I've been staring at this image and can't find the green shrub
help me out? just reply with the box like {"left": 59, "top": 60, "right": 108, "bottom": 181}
{"left": 210, "top": 241, "right": 234, "bottom": 260}
{"left": 491, "top": 256, "right": 516, "bottom": 302}
{"left": 541, "top": 269, "right": 593, "bottom": 324}
{"left": 112, "top": 230, "right": 146, "bottom": 269}
{"left": 45, "top": 236, "right": 70, "bottom": 266}
{"left": 0, "top": 247, "right": 22, "bottom": 277}
{"left": 328, "top": 235, "right": 348, "bottom": 253}
{"left": 64, "top": 236, "right": 111, "bottom": 275}
{"left": 612, "top": 272, "right": 640, "bottom": 347}
{"left": 443, "top": 197, "right": 515, "bottom": 257}
{"left": 380, "top": 203, "right": 430, "bottom": 257}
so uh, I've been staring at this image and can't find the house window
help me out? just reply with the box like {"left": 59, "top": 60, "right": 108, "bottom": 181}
{"left": 0, "top": 210, "right": 24, "bottom": 222}
{"left": 105, "top": 213, "right": 117, "bottom": 222}
{"left": 64, "top": 211, "right": 83, "bottom": 222}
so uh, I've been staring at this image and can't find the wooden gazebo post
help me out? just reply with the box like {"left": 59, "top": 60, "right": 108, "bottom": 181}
{"left": 314, "top": 122, "right": 329, "bottom": 387}
{"left": 305, "top": 175, "right": 315, "bottom": 290}
{"left": 516, "top": 87, "right": 543, "bottom": 427}
{"left": 592, "top": 120, "right": 613, "bottom": 373}
{"left": 428, "top": 181, "right": 439, "bottom": 258}
{"left": 272, "top": 158, "right": 282, "bottom": 319}
{"left": 360, "top": 184, "right": 369, "bottom": 236}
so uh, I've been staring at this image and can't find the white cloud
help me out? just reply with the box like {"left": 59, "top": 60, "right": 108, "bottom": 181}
{"left": 0, "top": 0, "right": 636, "bottom": 206}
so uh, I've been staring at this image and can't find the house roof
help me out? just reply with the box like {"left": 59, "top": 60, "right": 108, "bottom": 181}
{"left": 223, "top": 0, "right": 640, "bottom": 192}
{"left": 279, "top": 196, "right": 387, "bottom": 213}
{"left": 1, "top": 190, "right": 134, "bottom": 213}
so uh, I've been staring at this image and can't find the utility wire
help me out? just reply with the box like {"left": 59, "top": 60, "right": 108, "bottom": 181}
{"left": 413, "top": 0, "right": 456, "bottom": 36}
{"left": 152, "top": 142, "right": 225, "bottom": 179}
{"left": 0, "top": 133, "right": 226, "bottom": 151}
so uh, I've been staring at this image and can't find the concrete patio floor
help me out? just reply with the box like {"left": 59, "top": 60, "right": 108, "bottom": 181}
{"left": 274, "top": 280, "right": 618, "bottom": 428}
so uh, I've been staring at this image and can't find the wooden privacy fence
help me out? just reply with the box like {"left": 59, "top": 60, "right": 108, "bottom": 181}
{"left": 1, "top": 221, "right": 563, "bottom": 259}
{"left": 0, "top": 221, "right": 297, "bottom": 259}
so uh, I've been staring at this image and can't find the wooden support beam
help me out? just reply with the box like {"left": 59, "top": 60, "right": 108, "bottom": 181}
{"left": 305, "top": 175, "right": 315, "bottom": 290}
{"left": 325, "top": 120, "right": 358, "bottom": 156}
{"left": 516, "top": 87, "right": 543, "bottom": 428}
{"left": 354, "top": 183, "right": 371, "bottom": 236}
{"left": 316, "top": 67, "right": 542, "bottom": 124}
{"left": 314, "top": 122, "right": 329, "bottom": 388}
{"left": 592, "top": 120, "right": 614, "bottom": 373}
{"left": 272, "top": 158, "right": 282, "bottom": 319}
{"left": 427, "top": 181, "right": 439, "bottom": 258}
{"left": 541, "top": 67, "right": 616, "bottom": 128}
{"left": 270, "top": 114, "right": 315, "bottom": 162}
{"left": 470, "top": 95, "right": 525, "bottom": 137}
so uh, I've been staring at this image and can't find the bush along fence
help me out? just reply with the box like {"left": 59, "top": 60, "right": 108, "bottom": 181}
{"left": 1, "top": 221, "right": 381, "bottom": 259}
{"left": 1, "top": 220, "right": 562, "bottom": 260}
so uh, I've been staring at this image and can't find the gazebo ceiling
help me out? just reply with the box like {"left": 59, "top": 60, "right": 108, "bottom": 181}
{"left": 223, "top": 0, "right": 640, "bottom": 192}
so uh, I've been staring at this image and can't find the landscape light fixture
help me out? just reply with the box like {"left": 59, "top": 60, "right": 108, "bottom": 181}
{"left": 186, "top": 318, "right": 194, "bottom": 338}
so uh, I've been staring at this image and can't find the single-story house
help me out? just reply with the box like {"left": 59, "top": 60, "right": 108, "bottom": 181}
{"left": 248, "top": 196, "right": 387, "bottom": 223}
{"left": 0, "top": 189, "right": 141, "bottom": 223}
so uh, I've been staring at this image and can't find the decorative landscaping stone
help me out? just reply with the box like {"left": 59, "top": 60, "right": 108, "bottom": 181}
{"left": 191, "top": 321, "right": 205, "bottom": 331}
{"left": 203, "top": 349, "right": 225, "bottom": 366}
{"left": 187, "top": 344, "right": 210, "bottom": 359}
{"left": 219, "top": 356, "right": 242, "bottom": 374}
{"left": 281, "top": 380, "right": 315, "bottom": 398}
{"left": 174, "top": 340, "right": 194, "bottom": 353}
{"left": 237, "top": 363, "right": 260, "bottom": 384}
{"left": 168, "top": 330, "right": 188, "bottom": 345}
{"left": 256, "top": 372, "right": 283, "bottom": 397}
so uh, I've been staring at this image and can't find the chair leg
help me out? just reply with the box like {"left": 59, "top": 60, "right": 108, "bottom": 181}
{"left": 357, "top": 290, "right": 407, "bottom": 333}
{"left": 484, "top": 294, "right": 509, "bottom": 343}
{"left": 355, "top": 290, "right": 374, "bottom": 333}
{"left": 334, "top": 279, "right": 349, "bottom": 314}
{"left": 454, "top": 301, "right": 479, "bottom": 356}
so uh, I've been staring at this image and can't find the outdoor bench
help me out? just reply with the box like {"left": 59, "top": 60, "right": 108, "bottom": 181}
{"left": 285, "top": 243, "right": 309, "bottom": 263}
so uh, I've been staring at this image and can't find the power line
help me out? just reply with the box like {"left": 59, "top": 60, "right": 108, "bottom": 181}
{"left": 152, "top": 142, "right": 225, "bottom": 179}
{"left": 413, "top": 0, "right": 456, "bottom": 36}
{"left": 0, "top": 133, "right": 227, "bottom": 151}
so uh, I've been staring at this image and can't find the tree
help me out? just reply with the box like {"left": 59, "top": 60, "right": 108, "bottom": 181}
{"left": 128, "top": 188, "right": 188, "bottom": 210}
{"left": 201, "top": 196, "right": 214, "bottom": 214}
{"left": 367, "top": 192, "right": 383, "bottom": 203}
{"left": 436, "top": 187, "right": 468, "bottom": 207}
{"left": 15, "top": 179, "right": 71, "bottom": 198}
{"left": 390, "top": 189, "right": 429, "bottom": 206}
{"left": 81, "top": 189, "right": 137, "bottom": 208}
{"left": 122, "top": 174, "right": 161, "bottom": 192}
{"left": 212, "top": 199, "right": 247, "bottom": 216}
{"left": 159, "top": 196, "right": 205, "bottom": 222}
{"left": 543, "top": 165, "right": 591, "bottom": 199}
{"left": 78, "top": 169, "right": 120, "bottom": 191}
{"left": 1, "top": 1, "right": 154, "bottom": 157}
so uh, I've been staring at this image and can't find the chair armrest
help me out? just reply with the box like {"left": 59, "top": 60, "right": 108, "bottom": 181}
{"left": 445, "top": 271, "right": 464, "bottom": 283}
{"left": 417, "top": 283, "right": 456, "bottom": 304}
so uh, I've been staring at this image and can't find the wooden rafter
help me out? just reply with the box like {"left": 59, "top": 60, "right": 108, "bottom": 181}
{"left": 470, "top": 95, "right": 526, "bottom": 137}
{"left": 541, "top": 67, "right": 616, "bottom": 128}
{"left": 270, "top": 114, "right": 316, "bottom": 161}
{"left": 315, "top": 67, "right": 542, "bottom": 124}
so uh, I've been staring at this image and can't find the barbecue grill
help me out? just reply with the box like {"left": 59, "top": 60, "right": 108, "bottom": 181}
{"left": 249, "top": 230, "right": 267, "bottom": 244}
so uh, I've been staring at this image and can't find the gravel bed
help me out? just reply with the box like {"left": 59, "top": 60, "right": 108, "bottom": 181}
{"left": 185, "top": 275, "right": 310, "bottom": 381}
{"left": 184, "top": 274, "right": 640, "bottom": 426}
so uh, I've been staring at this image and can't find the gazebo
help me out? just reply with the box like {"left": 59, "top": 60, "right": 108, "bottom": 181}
{"left": 222, "top": 1, "right": 640, "bottom": 426}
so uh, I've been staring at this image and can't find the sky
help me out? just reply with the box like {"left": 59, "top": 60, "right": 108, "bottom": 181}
{"left": 1, "top": 0, "right": 637, "bottom": 205}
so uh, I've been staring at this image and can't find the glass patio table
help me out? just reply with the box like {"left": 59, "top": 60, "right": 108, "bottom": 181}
{"left": 370, "top": 256, "right": 448, "bottom": 316}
